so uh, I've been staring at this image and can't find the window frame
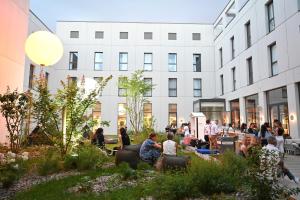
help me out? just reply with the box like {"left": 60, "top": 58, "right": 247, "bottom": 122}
{"left": 143, "top": 78, "right": 152, "bottom": 97}
{"left": 118, "top": 77, "right": 127, "bottom": 97}
{"left": 192, "top": 33, "right": 201, "bottom": 40}
{"left": 70, "top": 31, "right": 79, "bottom": 38}
{"left": 220, "top": 74, "right": 224, "bottom": 95}
{"left": 230, "top": 36, "right": 235, "bottom": 60}
{"left": 193, "top": 54, "right": 201, "bottom": 72}
{"left": 266, "top": 0, "right": 275, "bottom": 33}
{"left": 28, "top": 64, "right": 35, "bottom": 89}
{"left": 168, "top": 33, "right": 177, "bottom": 40}
{"left": 144, "top": 53, "right": 153, "bottom": 71}
{"left": 193, "top": 78, "right": 202, "bottom": 97}
{"left": 94, "top": 52, "right": 103, "bottom": 71}
{"left": 269, "top": 42, "right": 278, "bottom": 76}
{"left": 245, "top": 21, "right": 251, "bottom": 48}
{"left": 219, "top": 47, "right": 223, "bottom": 68}
{"left": 144, "top": 32, "right": 153, "bottom": 40}
{"left": 168, "top": 104, "right": 177, "bottom": 126}
{"left": 247, "top": 57, "right": 253, "bottom": 85}
{"left": 95, "top": 31, "right": 104, "bottom": 39}
{"left": 119, "top": 52, "right": 128, "bottom": 71}
{"left": 232, "top": 67, "right": 236, "bottom": 91}
{"left": 168, "top": 78, "right": 177, "bottom": 97}
{"left": 120, "top": 32, "right": 128, "bottom": 39}
{"left": 168, "top": 53, "right": 177, "bottom": 72}
{"left": 69, "top": 52, "right": 78, "bottom": 70}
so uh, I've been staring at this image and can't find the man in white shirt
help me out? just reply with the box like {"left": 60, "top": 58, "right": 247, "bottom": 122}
{"left": 203, "top": 119, "right": 211, "bottom": 142}
{"left": 163, "top": 133, "right": 177, "bottom": 156}
{"left": 209, "top": 120, "right": 219, "bottom": 149}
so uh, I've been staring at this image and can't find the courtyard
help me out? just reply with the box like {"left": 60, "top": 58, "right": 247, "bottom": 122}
{"left": 1, "top": 0, "right": 300, "bottom": 199}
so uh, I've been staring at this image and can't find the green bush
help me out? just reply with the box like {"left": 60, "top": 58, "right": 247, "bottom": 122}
{"left": 64, "top": 144, "right": 108, "bottom": 171}
{"left": 0, "top": 159, "right": 28, "bottom": 188}
{"left": 37, "top": 148, "right": 61, "bottom": 176}
{"left": 136, "top": 162, "right": 152, "bottom": 171}
{"left": 117, "top": 162, "right": 137, "bottom": 180}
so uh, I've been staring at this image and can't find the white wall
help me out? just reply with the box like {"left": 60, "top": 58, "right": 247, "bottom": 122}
{"left": 0, "top": 0, "right": 29, "bottom": 143}
{"left": 53, "top": 22, "right": 215, "bottom": 134}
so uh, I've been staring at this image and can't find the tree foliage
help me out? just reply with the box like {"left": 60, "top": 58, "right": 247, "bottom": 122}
{"left": 0, "top": 88, "right": 30, "bottom": 152}
{"left": 119, "top": 70, "right": 153, "bottom": 134}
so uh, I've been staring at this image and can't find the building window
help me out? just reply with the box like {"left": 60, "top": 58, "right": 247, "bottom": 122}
{"left": 119, "top": 52, "right": 128, "bottom": 71}
{"left": 245, "top": 94, "right": 259, "bottom": 126}
{"left": 144, "top": 32, "right": 153, "bottom": 40}
{"left": 118, "top": 77, "right": 127, "bottom": 97}
{"left": 193, "top": 54, "right": 201, "bottom": 72}
{"left": 168, "top": 33, "right": 177, "bottom": 40}
{"left": 95, "top": 31, "right": 104, "bottom": 39}
{"left": 230, "top": 99, "right": 240, "bottom": 128}
{"left": 230, "top": 36, "right": 235, "bottom": 60}
{"left": 28, "top": 64, "right": 35, "bottom": 89}
{"left": 247, "top": 57, "right": 253, "bottom": 85}
{"left": 219, "top": 48, "right": 223, "bottom": 68}
{"left": 118, "top": 103, "right": 127, "bottom": 129}
{"left": 120, "top": 32, "right": 128, "bottom": 39}
{"left": 192, "top": 33, "right": 201, "bottom": 40}
{"left": 168, "top": 104, "right": 177, "bottom": 126}
{"left": 168, "top": 78, "right": 177, "bottom": 97}
{"left": 69, "top": 52, "right": 78, "bottom": 70}
{"left": 45, "top": 72, "right": 49, "bottom": 85}
{"left": 70, "top": 31, "right": 79, "bottom": 38}
{"left": 94, "top": 52, "right": 103, "bottom": 71}
{"left": 144, "top": 78, "right": 152, "bottom": 97}
{"left": 92, "top": 102, "right": 101, "bottom": 130}
{"left": 143, "top": 103, "right": 152, "bottom": 128}
{"left": 232, "top": 67, "right": 236, "bottom": 91}
{"left": 193, "top": 78, "right": 202, "bottom": 97}
{"left": 269, "top": 42, "right": 278, "bottom": 76}
{"left": 68, "top": 77, "right": 77, "bottom": 86}
{"left": 220, "top": 75, "right": 224, "bottom": 95}
{"left": 266, "top": 0, "right": 275, "bottom": 33}
{"left": 245, "top": 21, "right": 251, "bottom": 48}
{"left": 144, "top": 53, "right": 152, "bottom": 71}
{"left": 168, "top": 53, "right": 177, "bottom": 72}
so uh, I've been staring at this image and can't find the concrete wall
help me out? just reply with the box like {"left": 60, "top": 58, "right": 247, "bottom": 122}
{"left": 0, "top": 0, "right": 29, "bottom": 143}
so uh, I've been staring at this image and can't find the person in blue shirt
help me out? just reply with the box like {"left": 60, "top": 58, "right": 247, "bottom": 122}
{"left": 139, "top": 133, "right": 162, "bottom": 164}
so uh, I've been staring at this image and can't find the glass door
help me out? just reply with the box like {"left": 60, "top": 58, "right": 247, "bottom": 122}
{"left": 269, "top": 103, "right": 289, "bottom": 135}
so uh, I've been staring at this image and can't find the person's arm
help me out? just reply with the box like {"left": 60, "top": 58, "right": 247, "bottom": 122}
{"left": 153, "top": 142, "right": 162, "bottom": 149}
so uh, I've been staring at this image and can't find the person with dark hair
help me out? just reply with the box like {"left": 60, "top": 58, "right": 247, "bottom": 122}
{"left": 139, "top": 133, "right": 162, "bottom": 164}
{"left": 240, "top": 123, "right": 247, "bottom": 133}
{"left": 247, "top": 123, "right": 257, "bottom": 136}
{"left": 163, "top": 133, "right": 177, "bottom": 156}
{"left": 91, "top": 128, "right": 105, "bottom": 147}
{"left": 203, "top": 119, "right": 211, "bottom": 143}
{"left": 276, "top": 127, "right": 285, "bottom": 154}
{"left": 120, "top": 127, "right": 130, "bottom": 149}
{"left": 258, "top": 124, "right": 272, "bottom": 146}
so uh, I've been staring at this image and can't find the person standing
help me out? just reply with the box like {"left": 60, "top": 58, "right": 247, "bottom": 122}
{"left": 204, "top": 119, "right": 211, "bottom": 146}
{"left": 210, "top": 120, "right": 219, "bottom": 149}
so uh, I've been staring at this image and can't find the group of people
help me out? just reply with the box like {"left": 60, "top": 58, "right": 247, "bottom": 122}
{"left": 203, "top": 119, "right": 220, "bottom": 149}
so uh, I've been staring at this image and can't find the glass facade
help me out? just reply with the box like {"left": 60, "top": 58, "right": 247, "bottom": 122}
{"left": 245, "top": 94, "right": 259, "bottom": 126}
{"left": 168, "top": 104, "right": 177, "bottom": 126}
{"left": 118, "top": 103, "right": 127, "bottom": 129}
{"left": 143, "top": 103, "right": 152, "bottom": 128}
{"left": 230, "top": 99, "right": 240, "bottom": 128}
{"left": 267, "top": 87, "right": 289, "bottom": 135}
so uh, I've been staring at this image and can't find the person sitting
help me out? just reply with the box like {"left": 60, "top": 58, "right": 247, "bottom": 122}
{"left": 119, "top": 127, "right": 130, "bottom": 149}
{"left": 91, "top": 128, "right": 105, "bottom": 148}
{"left": 247, "top": 123, "right": 258, "bottom": 136}
{"left": 163, "top": 133, "right": 177, "bottom": 156}
{"left": 240, "top": 123, "right": 247, "bottom": 133}
{"left": 239, "top": 137, "right": 250, "bottom": 157}
{"left": 258, "top": 124, "right": 272, "bottom": 146}
{"left": 139, "top": 133, "right": 162, "bottom": 164}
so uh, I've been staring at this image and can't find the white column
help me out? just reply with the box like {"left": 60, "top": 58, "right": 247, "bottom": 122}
{"left": 239, "top": 97, "right": 246, "bottom": 124}
{"left": 258, "top": 91, "right": 268, "bottom": 125}
{"left": 287, "top": 83, "right": 300, "bottom": 139}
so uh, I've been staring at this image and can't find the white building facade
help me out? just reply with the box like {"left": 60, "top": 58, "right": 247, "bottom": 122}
{"left": 24, "top": 0, "right": 300, "bottom": 138}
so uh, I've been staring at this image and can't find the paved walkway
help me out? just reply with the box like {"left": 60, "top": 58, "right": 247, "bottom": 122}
{"left": 283, "top": 155, "right": 300, "bottom": 199}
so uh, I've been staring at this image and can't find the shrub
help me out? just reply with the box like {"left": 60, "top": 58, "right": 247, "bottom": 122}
{"left": 137, "top": 162, "right": 152, "bottom": 171}
{"left": 37, "top": 148, "right": 61, "bottom": 176}
{"left": 117, "top": 162, "right": 137, "bottom": 180}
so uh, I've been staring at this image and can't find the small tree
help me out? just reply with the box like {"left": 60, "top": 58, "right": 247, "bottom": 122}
{"left": 0, "top": 88, "right": 29, "bottom": 152}
{"left": 119, "top": 70, "right": 153, "bottom": 134}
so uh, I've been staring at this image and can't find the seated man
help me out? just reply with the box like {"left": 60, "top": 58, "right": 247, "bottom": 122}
{"left": 163, "top": 133, "right": 177, "bottom": 156}
{"left": 139, "top": 133, "right": 162, "bottom": 164}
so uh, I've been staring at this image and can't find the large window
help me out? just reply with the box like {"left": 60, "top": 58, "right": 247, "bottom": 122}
{"left": 143, "top": 103, "right": 152, "bottom": 128}
{"left": 120, "top": 32, "right": 128, "bottom": 39}
{"left": 118, "top": 77, "right": 127, "bottom": 97}
{"left": 267, "top": 87, "right": 289, "bottom": 135}
{"left": 193, "top": 54, "right": 201, "bottom": 72}
{"left": 269, "top": 42, "right": 278, "bottom": 76}
{"left": 220, "top": 74, "right": 224, "bottom": 95}
{"left": 230, "top": 36, "right": 235, "bottom": 60}
{"left": 193, "top": 78, "right": 202, "bottom": 97}
{"left": 69, "top": 52, "right": 78, "bottom": 70}
{"left": 219, "top": 48, "right": 223, "bottom": 68}
{"left": 232, "top": 67, "right": 236, "bottom": 91}
{"left": 266, "top": 0, "right": 275, "bottom": 33}
{"left": 144, "top": 78, "right": 152, "bottom": 97}
{"left": 70, "top": 31, "right": 79, "bottom": 38}
{"left": 247, "top": 57, "right": 253, "bottom": 85}
{"left": 168, "top": 104, "right": 177, "bottom": 126}
{"left": 144, "top": 32, "right": 152, "bottom": 40}
{"left": 245, "top": 21, "right": 251, "bottom": 48}
{"left": 119, "top": 52, "right": 128, "bottom": 71}
{"left": 28, "top": 64, "right": 35, "bottom": 89}
{"left": 144, "top": 53, "right": 152, "bottom": 71}
{"left": 168, "top": 78, "right": 177, "bottom": 97}
{"left": 168, "top": 33, "right": 177, "bottom": 40}
{"left": 245, "top": 94, "right": 259, "bottom": 126}
{"left": 230, "top": 99, "right": 240, "bottom": 129}
{"left": 168, "top": 53, "right": 177, "bottom": 72}
{"left": 92, "top": 102, "right": 101, "bottom": 130}
{"left": 118, "top": 103, "right": 127, "bottom": 129}
{"left": 94, "top": 52, "right": 103, "bottom": 71}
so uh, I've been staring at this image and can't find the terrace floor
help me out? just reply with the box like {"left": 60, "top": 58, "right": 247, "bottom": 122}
{"left": 283, "top": 155, "right": 300, "bottom": 199}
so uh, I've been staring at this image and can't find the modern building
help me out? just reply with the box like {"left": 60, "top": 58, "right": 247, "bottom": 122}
{"left": 23, "top": 0, "right": 300, "bottom": 138}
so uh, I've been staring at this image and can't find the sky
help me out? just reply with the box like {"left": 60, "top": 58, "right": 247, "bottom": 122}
{"left": 30, "top": 0, "right": 229, "bottom": 31}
